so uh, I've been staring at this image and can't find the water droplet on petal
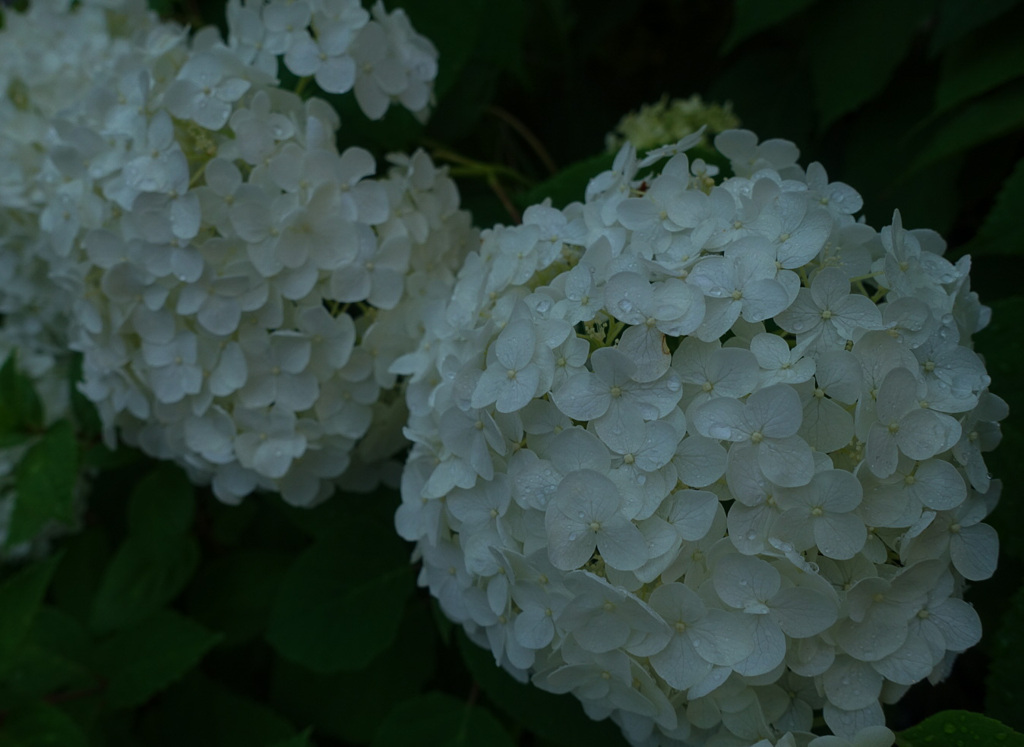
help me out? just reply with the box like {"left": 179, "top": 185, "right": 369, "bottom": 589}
{"left": 636, "top": 474, "right": 647, "bottom": 485}
{"left": 746, "top": 531, "right": 757, "bottom": 541}
{"left": 568, "top": 532, "right": 578, "bottom": 541}
{"left": 578, "top": 511, "right": 585, "bottom": 519}
{"left": 618, "top": 300, "right": 634, "bottom": 313}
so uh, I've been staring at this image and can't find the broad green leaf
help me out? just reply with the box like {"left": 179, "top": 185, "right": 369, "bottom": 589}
{"left": 270, "top": 599, "right": 436, "bottom": 744}
{"left": 0, "top": 702, "right": 88, "bottom": 747}
{"left": 973, "top": 296, "right": 1024, "bottom": 560}
{"left": 0, "top": 608, "right": 95, "bottom": 702}
{"left": 266, "top": 535, "right": 415, "bottom": 673}
{"left": 806, "top": 0, "right": 930, "bottom": 129}
{"left": 372, "top": 692, "right": 514, "bottom": 747}
{"left": 721, "top": 0, "right": 818, "bottom": 53}
{"left": 49, "top": 527, "right": 111, "bottom": 624}
{"left": 0, "top": 607, "right": 96, "bottom": 701}
{"left": 897, "top": 709, "right": 1024, "bottom": 746}
{"left": 473, "top": 0, "right": 526, "bottom": 79}
{"left": 457, "top": 631, "right": 622, "bottom": 746}
{"left": 974, "top": 296, "right": 1024, "bottom": 411}
{"left": 6, "top": 421, "right": 78, "bottom": 547}
{"left": 518, "top": 152, "right": 615, "bottom": 210}
{"left": 396, "top": 0, "right": 484, "bottom": 99}
{"left": 90, "top": 534, "right": 200, "bottom": 633}
{"left": 185, "top": 550, "right": 290, "bottom": 645}
{"left": 936, "top": 12, "right": 1024, "bottom": 114}
{"left": 136, "top": 672, "right": 297, "bottom": 747}
{"left": 962, "top": 156, "right": 1024, "bottom": 256}
{"left": 0, "top": 555, "right": 62, "bottom": 677}
{"left": 425, "top": 59, "right": 501, "bottom": 143}
{"left": 96, "top": 610, "right": 222, "bottom": 708}
{"left": 908, "top": 80, "right": 1024, "bottom": 174}
{"left": 331, "top": 91, "right": 424, "bottom": 157}
{"left": 126, "top": 463, "right": 195, "bottom": 542}
{"left": 268, "top": 731, "right": 313, "bottom": 747}
{"left": 985, "top": 582, "right": 1024, "bottom": 730}
{"left": 0, "top": 353, "right": 44, "bottom": 435}
{"left": 929, "top": 0, "right": 1021, "bottom": 53}
{"left": 706, "top": 45, "right": 816, "bottom": 148}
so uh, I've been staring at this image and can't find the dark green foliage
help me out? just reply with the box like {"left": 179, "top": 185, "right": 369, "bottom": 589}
{"left": 265, "top": 492, "right": 416, "bottom": 673}
{"left": 372, "top": 692, "right": 516, "bottom": 747}
{"left": 6, "top": 423, "right": 77, "bottom": 548}
{"left": 1, "top": 0, "right": 1023, "bottom": 744}
{"left": 896, "top": 710, "right": 1024, "bottom": 746}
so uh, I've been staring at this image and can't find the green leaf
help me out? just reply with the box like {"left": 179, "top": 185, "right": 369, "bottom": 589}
{"left": 0, "top": 353, "right": 44, "bottom": 435}
{"left": 0, "top": 555, "right": 62, "bottom": 677}
{"left": 0, "top": 702, "right": 88, "bottom": 747}
{"left": 806, "top": 0, "right": 930, "bottom": 128}
{"left": 49, "top": 527, "right": 111, "bottom": 625}
{"left": 135, "top": 672, "right": 298, "bottom": 747}
{"left": 96, "top": 610, "right": 222, "bottom": 709}
{"left": 721, "top": 0, "right": 818, "bottom": 53}
{"left": 89, "top": 464, "right": 199, "bottom": 632}
{"left": 474, "top": 0, "right": 526, "bottom": 80}
{"left": 266, "top": 536, "right": 415, "bottom": 673}
{"left": 372, "top": 692, "right": 515, "bottom": 747}
{"left": 908, "top": 80, "right": 1024, "bottom": 174}
{"left": 962, "top": 156, "right": 1024, "bottom": 256}
{"left": 270, "top": 599, "right": 436, "bottom": 744}
{"left": 0, "top": 608, "right": 95, "bottom": 703}
{"left": 897, "top": 709, "right": 1024, "bottom": 746}
{"left": 396, "top": 0, "right": 484, "bottom": 99}
{"left": 90, "top": 534, "right": 200, "bottom": 633}
{"left": 0, "top": 606, "right": 96, "bottom": 703}
{"left": 126, "top": 463, "right": 195, "bottom": 542}
{"left": 986, "top": 582, "right": 1024, "bottom": 730}
{"left": 929, "top": 0, "right": 1022, "bottom": 53}
{"left": 518, "top": 152, "right": 615, "bottom": 210}
{"left": 185, "top": 550, "right": 290, "bottom": 645}
{"left": 935, "top": 11, "right": 1024, "bottom": 114}
{"left": 6, "top": 421, "right": 78, "bottom": 547}
{"left": 268, "top": 731, "right": 313, "bottom": 747}
{"left": 457, "top": 631, "right": 622, "bottom": 747}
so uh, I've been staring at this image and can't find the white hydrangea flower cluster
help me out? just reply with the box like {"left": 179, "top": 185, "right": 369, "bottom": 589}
{"left": 22, "top": 0, "right": 470, "bottom": 506}
{"left": 0, "top": 0, "right": 159, "bottom": 557}
{"left": 226, "top": 0, "right": 438, "bottom": 120}
{"left": 396, "top": 129, "right": 1005, "bottom": 746}
{"left": 1, "top": 0, "right": 156, "bottom": 403}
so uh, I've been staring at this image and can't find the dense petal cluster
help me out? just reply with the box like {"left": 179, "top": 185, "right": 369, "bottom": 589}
{"left": 226, "top": 0, "right": 438, "bottom": 120}
{"left": 12, "top": 0, "right": 467, "bottom": 506}
{"left": 396, "top": 129, "right": 1004, "bottom": 745}
{"left": 0, "top": 0, "right": 158, "bottom": 555}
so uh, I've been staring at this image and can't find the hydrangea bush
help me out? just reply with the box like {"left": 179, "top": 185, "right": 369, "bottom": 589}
{"left": 21, "top": 0, "right": 473, "bottom": 505}
{"left": 396, "top": 130, "right": 1005, "bottom": 745}
{"left": 1, "top": 1, "right": 1021, "bottom": 746}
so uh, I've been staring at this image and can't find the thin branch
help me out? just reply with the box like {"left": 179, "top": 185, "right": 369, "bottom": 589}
{"left": 486, "top": 105, "right": 558, "bottom": 176}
